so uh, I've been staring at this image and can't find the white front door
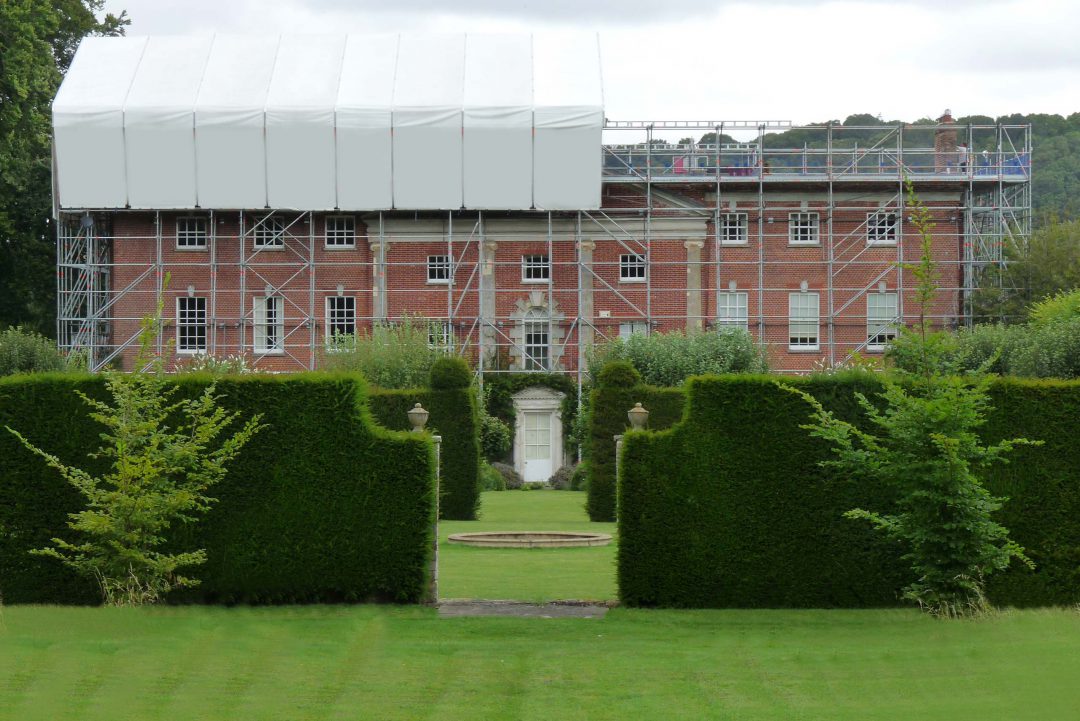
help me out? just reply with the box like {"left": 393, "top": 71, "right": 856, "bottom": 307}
{"left": 522, "top": 411, "right": 553, "bottom": 483}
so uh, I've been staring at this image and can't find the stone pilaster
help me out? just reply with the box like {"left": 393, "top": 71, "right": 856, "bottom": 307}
{"left": 684, "top": 240, "right": 705, "bottom": 333}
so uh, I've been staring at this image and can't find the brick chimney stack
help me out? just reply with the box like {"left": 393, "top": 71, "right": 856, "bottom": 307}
{"left": 935, "top": 109, "right": 958, "bottom": 173}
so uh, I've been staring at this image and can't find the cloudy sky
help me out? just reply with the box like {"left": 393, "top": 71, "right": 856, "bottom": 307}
{"left": 103, "top": 0, "right": 1077, "bottom": 136}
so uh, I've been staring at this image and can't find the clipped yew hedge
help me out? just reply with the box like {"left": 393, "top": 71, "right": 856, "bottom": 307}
{"left": 0, "top": 373, "right": 437, "bottom": 605}
{"left": 368, "top": 359, "right": 481, "bottom": 521}
{"left": 586, "top": 367, "right": 685, "bottom": 522}
{"left": 618, "top": 374, "right": 1080, "bottom": 608}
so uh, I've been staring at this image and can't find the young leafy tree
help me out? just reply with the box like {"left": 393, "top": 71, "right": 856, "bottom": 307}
{"left": 785, "top": 179, "right": 1039, "bottom": 617}
{"left": 6, "top": 296, "right": 263, "bottom": 605}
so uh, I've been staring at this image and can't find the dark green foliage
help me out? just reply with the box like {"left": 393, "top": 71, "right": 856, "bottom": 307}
{"left": 617, "top": 375, "right": 1080, "bottom": 608}
{"left": 570, "top": 461, "right": 590, "bottom": 491}
{"left": 430, "top": 356, "right": 472, "bottom": 390}
{"left": 0, "top": 373, "right": 436, "bottom": 605}
{"left": 586, "top": 382, "right": 685, "bottom": 522}
{"left": 490, "top": 462, "right": 524, "bottom": 490}
{"left": 596, "top": 361, "right": 641, "bottom": 388}
{"left": 367, "top": 384, "right": 481, "bottom": 521}
{"left": 479, "top": 461, "right": 506, "bottom": 491}
{"left": 0, "top": 1, "right": 127, "bottom": 335}
{"left": 479, "top": 413, "right": 511, "bottom": 461}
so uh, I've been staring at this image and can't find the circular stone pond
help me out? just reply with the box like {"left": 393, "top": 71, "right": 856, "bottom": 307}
{"left": 446, "top": 531, "right": 613, "bottom": 548}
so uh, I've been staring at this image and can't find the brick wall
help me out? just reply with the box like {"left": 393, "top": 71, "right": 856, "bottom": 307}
{"left": 105, "top": 182, "right": 963, "bottom": 374}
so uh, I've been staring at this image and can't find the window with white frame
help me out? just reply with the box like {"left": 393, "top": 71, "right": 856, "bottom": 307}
{"left": 253, "top": 296, "right": 284, "bottom": 353}
{"left": 716, "top": 291, "right": 749, "bottom": 330}
{"left": 325, "top": 296, "right": 356, "bottom": 340}
{"left": 427, "top": 255, "right": 451, "bottom": 284}
{"left": 720, "top": 212, "right": 748, "bottom": 245}
{"left": 619, "top": 253, "right": 646, "bottom": 282}
{"left": 867, "top": 211, "right": 898, "bottom": 245}
{"left": 325, "top": 215, "right": 355, "bottom": 248}
{"left": 176, "top": 217, "right": 208, "bottom": 250}
{"left": 789, "top": 292, "right": 820, "bottom": 350}
{"left": 867, "top": 292, "right": 899, "bottom": 350}
{"left": 521, "top": 254, "right": 550, "bottom": 283}
{"left": 523, "top": 310, "right": 549, "bottom": 371}
{"left": 427, "top": 320, "right": 453, "bottom": 350}
{"left": 176, "top": 297, "right": 207, "bottom": 353}
{"left": 789, "top": 212, "right": 820, "bottom": 245}
{"left": 253, "top": 216, "right": 285, "bottom": 249}
{"left": 619, "top": 321, "right": 648, "bottom": 339}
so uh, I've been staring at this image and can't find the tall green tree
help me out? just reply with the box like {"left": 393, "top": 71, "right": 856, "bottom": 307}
{"left": 0, "top": 1, "right": 127, "bottom": 336}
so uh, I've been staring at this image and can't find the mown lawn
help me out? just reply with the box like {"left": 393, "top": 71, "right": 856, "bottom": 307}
{"left": 439, "top": 490, "right": 616, "bottom": 601}
{"left": 1, "top": 605, "right": 1079, "bottom": 720}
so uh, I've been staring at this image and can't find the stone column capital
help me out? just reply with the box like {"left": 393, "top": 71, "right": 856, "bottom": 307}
{"left": 683, "top": 240, "right": 705, "bottom": 251}
{"left": 577, "top": 241, "right": 597, "bottom": 252}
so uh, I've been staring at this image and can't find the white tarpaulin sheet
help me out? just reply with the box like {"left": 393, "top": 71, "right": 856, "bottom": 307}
{"left": 464, "top": 35, "right": 533, "bottom": 209}
{"left": 195, "top": 35, "right": 279, "bottom": 210}
{"left": 124, "top": 35, "right": 213, "bottom": 208}
{"left": 53, "top": 33, "right": 604, "bottom": 211}
{"left": 392, "top": 33, "right": 466, "bottom": 210}
{"left": 266, "top": 35, "right": 346, "bottom": 210}
{"left": 53, "top": 36, "right": 147, "bottom": 209}
{"left": 336, "top": 34, "right": 397, "bottom": 210}
{"left": 534, "top": 33, "right": 604, "bottom": 210}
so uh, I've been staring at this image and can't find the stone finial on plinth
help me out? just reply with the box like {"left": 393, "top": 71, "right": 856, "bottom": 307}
{"left": 628, "top": 402, "right": 649, "bottom": 431}
{"left": 408, "top": 402, "right": 429, "bottom": 432}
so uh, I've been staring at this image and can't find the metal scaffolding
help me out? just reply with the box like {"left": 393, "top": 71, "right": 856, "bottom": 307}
{"left": 56, "top": 120, "right": 1032, "bottom": 379}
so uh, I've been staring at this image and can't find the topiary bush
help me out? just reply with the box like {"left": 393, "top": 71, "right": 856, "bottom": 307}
{"left": 596, "top": 361, "right": 641, "bottom": 388}
{"left": 367, "top": 384, "right": 482, "bottom": 520}
{"left": 490, "top": 462, "right": 524, "bottom": 490}
{"left": 617, "top": 375, "right": 1080, "bottom": 609}
{"left": 0, "top": 374, "right": 437, "bottom": 605}
{"left": 430, "top": 356, "right": 472, "bottom": 389}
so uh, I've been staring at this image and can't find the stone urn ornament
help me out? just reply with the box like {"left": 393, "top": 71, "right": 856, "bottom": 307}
{"left": 627, "top": 402, "right": 649, "bottom": 431}
{"left": 408, "top": 402, "right": 429, "bottom": 432}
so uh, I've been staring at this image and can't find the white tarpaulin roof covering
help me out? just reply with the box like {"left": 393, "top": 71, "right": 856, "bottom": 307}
{"left": 52, "top": 33, "right": 604, "bottom": 212}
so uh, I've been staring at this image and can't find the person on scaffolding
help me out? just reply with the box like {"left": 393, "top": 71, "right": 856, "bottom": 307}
{"left": 958, "top": 142, "right": 969, "bottom": 174}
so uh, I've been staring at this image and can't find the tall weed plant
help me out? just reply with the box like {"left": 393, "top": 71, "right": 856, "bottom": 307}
{"left": 0, "top": 327, "right": 81, "bottom": 376}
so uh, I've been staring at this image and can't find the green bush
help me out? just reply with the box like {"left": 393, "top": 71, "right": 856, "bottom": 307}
{"left": 952, "top": 323, "right": 1028, "bottom": 375}
{"left": 479, "top": 460, "right": 506, "bottom": 491}
{"left": 1028, "top": 288, "right": 1080, "bottom": 327}
{"left": 596, "top": 361, "right": 641, "bottom": 388}
{"left": 430, "top": 356, "right": 472, "bottom": 389}
{"left": 480, "top": 413, "right": 511, "bottom": 461}
{"left": 0, "top": 374, "right": 437, "bottom": 605}
{"left": 320, "top": 318, "right": 455, "bottom": 389}
{"left": 367, "top": 385, "right": 481, "bottom": 521}
{"left": 1009, "top": 318, "right": 1080, "bottom": 379}
{"left": 587, "top": 329, "right": 768, "bottom": 386}
{"left": 570, "top": 461, "right": 590, "bottom": 491}
{"left": 0, "top": 327, "right": 78, "bottom": 376}
{"left": 548, "top": 463, "right": 576, "bottom": 490}
{"left": 617, "top": 375, "right": 1080, "bottom": 608}
{"left": 490, "top": 462, "right": 524, "bottom": 490}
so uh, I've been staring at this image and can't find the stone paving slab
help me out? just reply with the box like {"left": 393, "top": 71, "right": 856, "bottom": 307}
{"left": 437, "top": 600, "right": 612, "bottom": 618}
